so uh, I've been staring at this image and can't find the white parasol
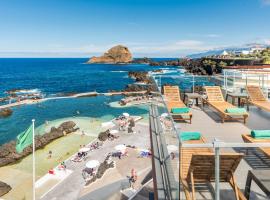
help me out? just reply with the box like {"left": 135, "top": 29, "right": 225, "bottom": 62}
{"left": 101, "top": 121, "right": 115, "bottom": 129}
{"left": 110, "top": 130, "right": 119, "bottom": 134}
{"left": 79, "top": 147, "right": 90, "bottom": 153}
{"left": 114, "top": 144, "right": 126, "bottom": 151}
{"left": 123, "top": 113, "right": 130, "bottom": 117}
{"left": 140, "top": 149, "right": 150, "bottom": 153}
{"left": 161, "top": 113, "right": 169, "bottom": 118}
{"left": 167, "top": 145, "right": 178, "bottom": 153}
{"left": 86, "top": 160, "right": 100, "bottom": 168}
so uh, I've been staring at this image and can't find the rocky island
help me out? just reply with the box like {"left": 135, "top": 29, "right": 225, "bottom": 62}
{"left": 87, "top": 45, "right": 132, "bottom": 64}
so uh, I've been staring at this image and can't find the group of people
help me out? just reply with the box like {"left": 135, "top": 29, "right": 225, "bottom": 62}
{"left": 108, "top": 133, "right": 119, "bottom": 141}
{"left": 115, "top": 115, "right": 135, "bottom": 133}
{"left": 111, "top": 149, "right": 128, "bottom": 160}
{"left": 120, "top": 95, "right": 153, "bottom": 105}
{"left": 82, "top": 167, "right": 95, "bottom": 180}
{"left": 89, "top": 141, "right": 102, "bottom": 150}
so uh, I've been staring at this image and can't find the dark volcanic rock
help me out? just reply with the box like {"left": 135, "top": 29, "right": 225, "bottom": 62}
{"left": 124, "top": 71, "right": 158, "bottom": 93}
{"left": 128, "top": 71, "right": 150, "bottom": 83}
{"left": 85, "top": 155, "right": 114, "bottom": 186}
{"left": 149, "top": 59, "right": 181, "bottom": 66}
{"left": 0, "top": 108, "right": 13, "bottom": 118}
{"left": 87, "top": 45, "right": 132, "bottom": 64}
{"left": 132, "top": 57, "right": 153, "bottom": 64}
{"left": 0, "top": 181, "right": 12, "bottom": 197}
{"left": 0, "top": 121, "right": 78, "bottom": 167}
{"left": 98, "top": 130, "right": 110, "bottom": 141}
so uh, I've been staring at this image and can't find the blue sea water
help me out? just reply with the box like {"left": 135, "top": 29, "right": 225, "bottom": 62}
{"left": 0, "top": 58, "right": 161, "bottom": 98}
{"left": 0, "top": 58, "right": 214, "bottom": 145}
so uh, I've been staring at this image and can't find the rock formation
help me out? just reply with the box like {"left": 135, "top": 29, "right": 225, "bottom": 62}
{"left": 0, "top": 108, "right": 13, "bottom": 118}
{"left": 0, "top": 121, "right": 79, "bottom": 167}
{"left": 87, "top": 45, "right": 132, "bottom": 64}
{"left": 0, "top": 181, "right": 11, "bottom": 197}
{"left": 123, "top": 71, "right": 158, "bottom": 93}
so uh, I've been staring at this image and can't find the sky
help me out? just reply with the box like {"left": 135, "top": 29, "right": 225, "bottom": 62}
{"left": 0, "top": 0, "right": 270, "bottom": 58}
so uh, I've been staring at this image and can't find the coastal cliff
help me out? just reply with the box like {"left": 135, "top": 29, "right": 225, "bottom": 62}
{"left": 87, "top": 45, "right": 132, "bottom": 64}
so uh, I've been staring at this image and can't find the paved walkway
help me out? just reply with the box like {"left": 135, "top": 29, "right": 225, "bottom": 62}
{"left": 40, "top": 123, "right": 150, "bottom": 200}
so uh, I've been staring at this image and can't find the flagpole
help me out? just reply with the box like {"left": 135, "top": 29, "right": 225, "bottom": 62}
{"left": 32, "top": 119, "right": 36, "bottom": 200}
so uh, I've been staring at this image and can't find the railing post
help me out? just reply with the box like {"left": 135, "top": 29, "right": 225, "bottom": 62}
{"left": 225, "top": 71, "right": 228, "bottom": 95}
{"left": 159, "top": 75, "right": 161, "bottom": 89}
{"left": 192, "top": 75, "right": 195, "bottom": 93}
{"left": 214, "top": 139, "right": 220, "bottom": 200}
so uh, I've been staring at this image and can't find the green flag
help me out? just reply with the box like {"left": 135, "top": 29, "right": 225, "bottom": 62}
{"left": 16, "top": 124, "right": 33, "bottom": 153}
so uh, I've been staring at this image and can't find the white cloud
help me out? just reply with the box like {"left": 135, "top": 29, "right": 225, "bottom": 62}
{"left": 261, "top": 0, "right": 270, "bottom": 5}
{"left": 0, "top": 40, "right": 218, "bottom": 57}
{"left": 205, "top": 34, "right": 220, "bottom": 38}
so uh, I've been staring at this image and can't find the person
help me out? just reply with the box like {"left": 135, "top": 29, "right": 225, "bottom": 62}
{"left": 128, "top": 118, "right": 135, "bottom": 133}
{"left": 170, "top": 152, "right": 175, "bottom": 160}
{"left": 81, "top": 131, "right": 85, "bottom": 137}
{"left": 130, "top": 169, "right": 137, "bottom": 188}
{"left": 61, "top": 161, "right": 66, "bottom": 169}
{"left": 49, "top": 168, "right": 55, "bottom": 175}
{"left": 48, "top": 150, "right": 52, "bottom": 159}
{"left": 118, "top": 152, "right": 122, "bottom": 159}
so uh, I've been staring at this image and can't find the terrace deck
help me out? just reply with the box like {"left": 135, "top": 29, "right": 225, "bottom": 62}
{"left": 170, "top": 104, "right": 270, "bottom": 199}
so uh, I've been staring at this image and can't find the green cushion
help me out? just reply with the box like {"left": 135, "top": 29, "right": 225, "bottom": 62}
{"left": 178, "top": 132, "right": 201, "bottom": 141}
{"left": 171, "top": 107, "right": 190, "bottom": 114}
{"left": 251, "top": 130, "right": 270, "bottom": 139}
{"left": 225, "top": 108, "right": 247, "bottom": 114}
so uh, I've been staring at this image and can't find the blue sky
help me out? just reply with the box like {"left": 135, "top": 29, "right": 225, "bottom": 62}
{"left": 0, "top": 0, "right": 270, "bottom": 57}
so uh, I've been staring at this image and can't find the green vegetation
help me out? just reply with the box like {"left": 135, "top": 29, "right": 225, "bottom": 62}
{"left": 232, "top": 47, "right": 270, "bottom": 64}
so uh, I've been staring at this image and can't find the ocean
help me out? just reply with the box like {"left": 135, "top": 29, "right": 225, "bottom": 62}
{"left": 0, "top": 58, "right": 213, "bottom": 145}
{"left": 0, "top": 58, "right": 160, "bottom": 98}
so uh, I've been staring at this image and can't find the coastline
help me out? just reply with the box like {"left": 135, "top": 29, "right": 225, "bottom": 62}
{"left": 0, "top": 132, "right": 95, "bottom": 200}
{"left": 0, "top": 91, "right": 148, "bottom": 110}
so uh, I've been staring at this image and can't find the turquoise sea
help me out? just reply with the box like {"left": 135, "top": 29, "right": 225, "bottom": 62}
{"left": 0, "top": 58, "right": 214, "bottom": 144}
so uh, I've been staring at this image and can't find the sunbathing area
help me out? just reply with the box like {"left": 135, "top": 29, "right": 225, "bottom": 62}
{"left": 38, "top": 116, "right": 152, "bottom": 200}
{"left": 150, "top": 76, "right": 270, "bottom": 200}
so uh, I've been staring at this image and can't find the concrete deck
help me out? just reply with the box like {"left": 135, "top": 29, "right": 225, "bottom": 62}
{"left": 40, "top": 122, "right": 151, "bottom": 200}
{"left": 173, "top": 104, "right": 270, "bottom": 200}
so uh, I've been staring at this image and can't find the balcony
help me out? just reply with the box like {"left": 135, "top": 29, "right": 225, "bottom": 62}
{"left": 148, "top": 69, "right": 270, "bottom": 200}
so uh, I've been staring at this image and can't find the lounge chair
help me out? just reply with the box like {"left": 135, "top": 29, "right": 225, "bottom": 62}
{"left": 242, "top": 134, "right": 270, "bottom": 158}
{"left": 246, "top": 85, "right": 270, "bottom": 112}
{"left": 180, "top": 136, "right": 246, "bottom": 200}
{"left": 163, "top": 85, "right": 192, "bottom": 124}
{"left": 204, "top": 86, "right": 249, "bottom": 123}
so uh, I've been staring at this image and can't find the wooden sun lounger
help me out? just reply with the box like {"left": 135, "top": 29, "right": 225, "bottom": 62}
{"left": 246, "top": 85, "right": 270, "bottom": 112}
{"left": 180, "top": 137, "right": 246, "bottom": 200}
{"left": 204, "top": 86, "right": 249, "bottom": 123}
{"left": 242, "top": 134, "right": 270, "bottom": 158}
{"left": 163, "top": 85, "right": 192, "bottom": 123}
